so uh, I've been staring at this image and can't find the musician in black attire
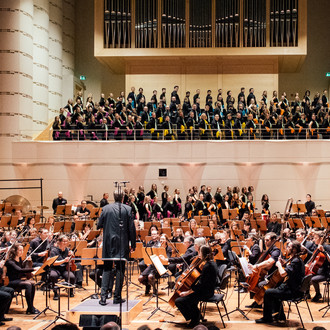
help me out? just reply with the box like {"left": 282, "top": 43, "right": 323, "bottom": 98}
{"left": 310, "top": 230, "right": 330, "bottom": 302}
{"left": 175, "top": 245, "right": 217, "bottom": 328}
{"left": 305, "top": 194, "right": 316, "bottom": 216}
{"left": 5, "top": 244, "right": 39, "bottom": 314}
{"left": 267, "top": 214, "right": 281, "bottom": 236}
{"left": 52, "top": 191, "right": 67, "bottom": 214}
{"left": 256, "top": 240, "right": 305, "bottom": 324}
{"left": 100, "top": 193, "right": 109, "bottom": 207}
{"left": 244, "top": 233, "right": 261, "bottom": 265}
{"left": 28, "top": 228, "right": 49, "bottom": 267}
{"left": 161, "top": 236, "right": 197, "bottom": 277}
{"left": 0, "top": 260, "right": 14, "bottom": 326}
{"left": 138, "top": 229, "right": 161, "bottom": 294}
{"left": 295, "top": 229, "right": 314, "bottom": 262}
{"left": 49, "top": 235, "right": 75, "bottom": 300}
{"left": 247, "top": 232, "right": 281, "bottom": 309}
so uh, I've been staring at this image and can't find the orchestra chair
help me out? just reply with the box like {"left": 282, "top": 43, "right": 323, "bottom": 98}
{"left": 199, "top": 293, "right": 227, "bottom": 328}
{"left": 279, "top": 274, "right": 313, "bottom": 328}
{"left": 216, "top": 265, "right": 231, "bottom": 301}
{"left": 13, "top": 287, "right": 25, "bottom": 309}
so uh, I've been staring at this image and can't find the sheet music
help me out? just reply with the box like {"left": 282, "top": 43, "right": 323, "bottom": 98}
{"left": 150, "top": 254, "right": 167, "bottom": 276}
{"left": 239, "top": 257, "right": 252, "bottom": 277}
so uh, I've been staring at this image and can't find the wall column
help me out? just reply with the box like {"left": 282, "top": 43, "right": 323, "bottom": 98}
{"left": 62, "top": 0, "right": 75, "bottom": 106}
{"left": 33, "top": 0, "right": 49, "bottom": 134}
{"left": 0, "top": 0, "right": 34, "bottom": 141}
{"left": 48, "top": 0, "right": 63, "bottom": 121}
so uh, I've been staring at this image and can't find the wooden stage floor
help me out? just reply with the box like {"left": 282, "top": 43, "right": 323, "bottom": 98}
{"left": 3, "top": 271, "right": 330, "bottom": 330}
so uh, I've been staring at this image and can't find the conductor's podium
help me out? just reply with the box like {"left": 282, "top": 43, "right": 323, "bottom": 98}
{"left": 66, "top": 299, "right": 143, "bottom": 326}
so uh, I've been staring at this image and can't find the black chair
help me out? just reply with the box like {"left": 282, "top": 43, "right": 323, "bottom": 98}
{"left": 280, "top": 274, "right": 314, "bottom": 328}
{"left": 200, "top": 293, "right": 228, "bottom": 328}
{"left": 216, "top": 267, "right": 231, "bottom": 300}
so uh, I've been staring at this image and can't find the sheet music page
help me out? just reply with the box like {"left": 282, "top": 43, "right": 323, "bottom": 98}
{"left": 239, "top": 257, "right": 252, "bottom": 277}
{"left": 150, "top": 254, "right": 167, "bottom": 276}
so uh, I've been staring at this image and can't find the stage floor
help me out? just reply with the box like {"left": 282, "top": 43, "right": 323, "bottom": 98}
{"left": 3, "top": 271, "right": 330, "bottom": 329}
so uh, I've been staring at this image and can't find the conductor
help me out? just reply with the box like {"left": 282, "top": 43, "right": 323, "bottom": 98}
{"left": 98, "top": 192, "right": 136, "bottom": 305}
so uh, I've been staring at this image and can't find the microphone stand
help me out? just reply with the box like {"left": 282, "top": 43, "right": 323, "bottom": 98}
{"left": 114, "top": 180, "right": 129, "bottom": 330}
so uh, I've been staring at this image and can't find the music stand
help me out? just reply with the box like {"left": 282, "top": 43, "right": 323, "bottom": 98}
{"left": 63, "top": 221, "right": 73, "bottom": 233}
{"left": 212, "top": 245, "right": 226, "bottom": 261}
{"left": 224, "top": 252, "right": 249, "bottom": 320}
{"left": 35, "top": 223, "right": 51, "bottom": 231}
{"left": 144, "top": 253, "right": 174, "bottom": 320}
{"left": 173, "top": 243, "right": 188, "bottom": 256}
{"left": 81, "top": 248, "right": 103, "bottom": 301}
{"left": 65, "top": 204, "right": 72, "bottom": 216}
{"left": 56, "top": 205, "right": 66, "bottom": 216}
{"left": 256, "top": 220, "right": 267, "bottom": 232}
{"left": 53, "top": 221, "right": 65, "bottom": 233}
{"left": 86, "top": 230, "right": 100, "bottom": 241}
{"left": 34, "top": 256, "right": 59, "bottom": 320}
{"left": 75, "top": 220, "right": 94, "bottom": 231}
{"left": 292, "top": 204, "right": 306, "bottom": 217}
{"left": 318, "top": 209, "right": 326, "bottom": 218}
{"left": 0, "top": 216, "right": 10, "bottom": 228}
{"left": 90, "top": 207, "right": 101, "bottom": 219}
{"left": 9, "top": 215, "right": 19, "bottom": 228}
{"left": 305, "top": 216, "right": 322, "bottom": 229}
{"left": 288, "top": 218, "right": 304, "bottom": 230}
{"left": 128, "top": 242, "right": 143, "bottom": 289}
{"left": 161, "top": 227, "right": 172, "bottom": 237}
{"left": 232, "top": 229, "right": 245, "bottom": 242}
{"left": 321, "top": 217, "right": 330, "bottom": 229}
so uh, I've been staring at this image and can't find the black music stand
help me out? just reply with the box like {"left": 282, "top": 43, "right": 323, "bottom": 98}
{"left": 34, "top": 256, "right": 59, "bottom": 320}
{"left": 223, "top": 251, "right": 249, "bottom": 320}
{"left": 43, "top": 282, "right": 76, "bottom": 330}
{"left": 144, "top": 252, "right": 174, "bottom": 320}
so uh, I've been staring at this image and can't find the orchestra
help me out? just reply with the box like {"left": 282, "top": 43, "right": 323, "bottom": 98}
{"left": 0, "top": 187, "right": 330, "bottom": 328}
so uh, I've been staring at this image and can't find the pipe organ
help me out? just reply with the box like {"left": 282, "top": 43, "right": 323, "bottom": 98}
{"left": 103, "top": 0, "right": 300, "bottom": 49}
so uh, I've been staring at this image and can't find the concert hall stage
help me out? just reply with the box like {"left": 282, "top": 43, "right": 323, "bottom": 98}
{"left": 66, "top": 299, "right": 143, "bottom": 325}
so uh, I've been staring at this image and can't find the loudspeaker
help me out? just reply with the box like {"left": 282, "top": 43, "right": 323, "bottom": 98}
{"left": 159, "top": 168, "right": 167, "bottom": 177}
{"left": 79, "top": 314, "right": 120, "bottom": 329}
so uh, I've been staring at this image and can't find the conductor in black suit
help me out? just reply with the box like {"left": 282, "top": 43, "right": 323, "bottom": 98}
{"left": 98, "top": 192, "right": 136, "bottom": 305}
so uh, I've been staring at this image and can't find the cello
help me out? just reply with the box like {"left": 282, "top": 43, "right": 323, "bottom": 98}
{"left": 168, "top": 256, "right": 206, "bottom": 307}
{"left": 305, "top": 229, "right": 330, "bottom": 276}
{"left": 245, "top": 236, "right": 280, "bottom": 293}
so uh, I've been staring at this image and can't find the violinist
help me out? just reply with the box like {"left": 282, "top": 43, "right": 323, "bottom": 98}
{"left": 49, "top": 235, "right": 75, "bottom": 300}
{"left": 22, "top": 216, "right": 35, "bottom": 234}
{"left": 244, "top": 233, "right": 261, "bottom": 265}
{"left": 172, "top": 228, "right": 184, "bottom": 243}
{"left": 219, "top": 230, "right": 232, "bottom": 260}
{"left": 175, "top": 245, "right": 218, "bottom": 328}
{"left": 207, "top": 198, "right": 219, "bottom": 217}
{"left": 0, "top": 260, "right": 14, "bottom": 326}
{"left": 295, "top": 229, "right": 314, "bottom": 261}
{"left": 310, "top": 230, "right": 330, "bottom": 302}
{"left": 28, "top": 228, "right": 49, "bottom": 267}
{"left": 5, "top": 244, "right": 39, "bottom": 314}
{"left": 242, "top": 221, "right": 252, "bottom": 239}
{"left": 255, "top": 240, "right": 305, "bottom": 324}
{"left": 188, "top": 219, "right": 197, "bottom": 236}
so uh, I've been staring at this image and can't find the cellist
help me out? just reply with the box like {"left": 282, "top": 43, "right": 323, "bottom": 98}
{"left": 255, "top": 240, "right": 305, "bottom": 324}
{"left": 310, "top": 230, "right": 330, "bottom": 302}
{"left": 175, "top": 245, "right": 217, "bottom": 328}
{"left": 246, "top": 232, "right": 281, "bottom": 309}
